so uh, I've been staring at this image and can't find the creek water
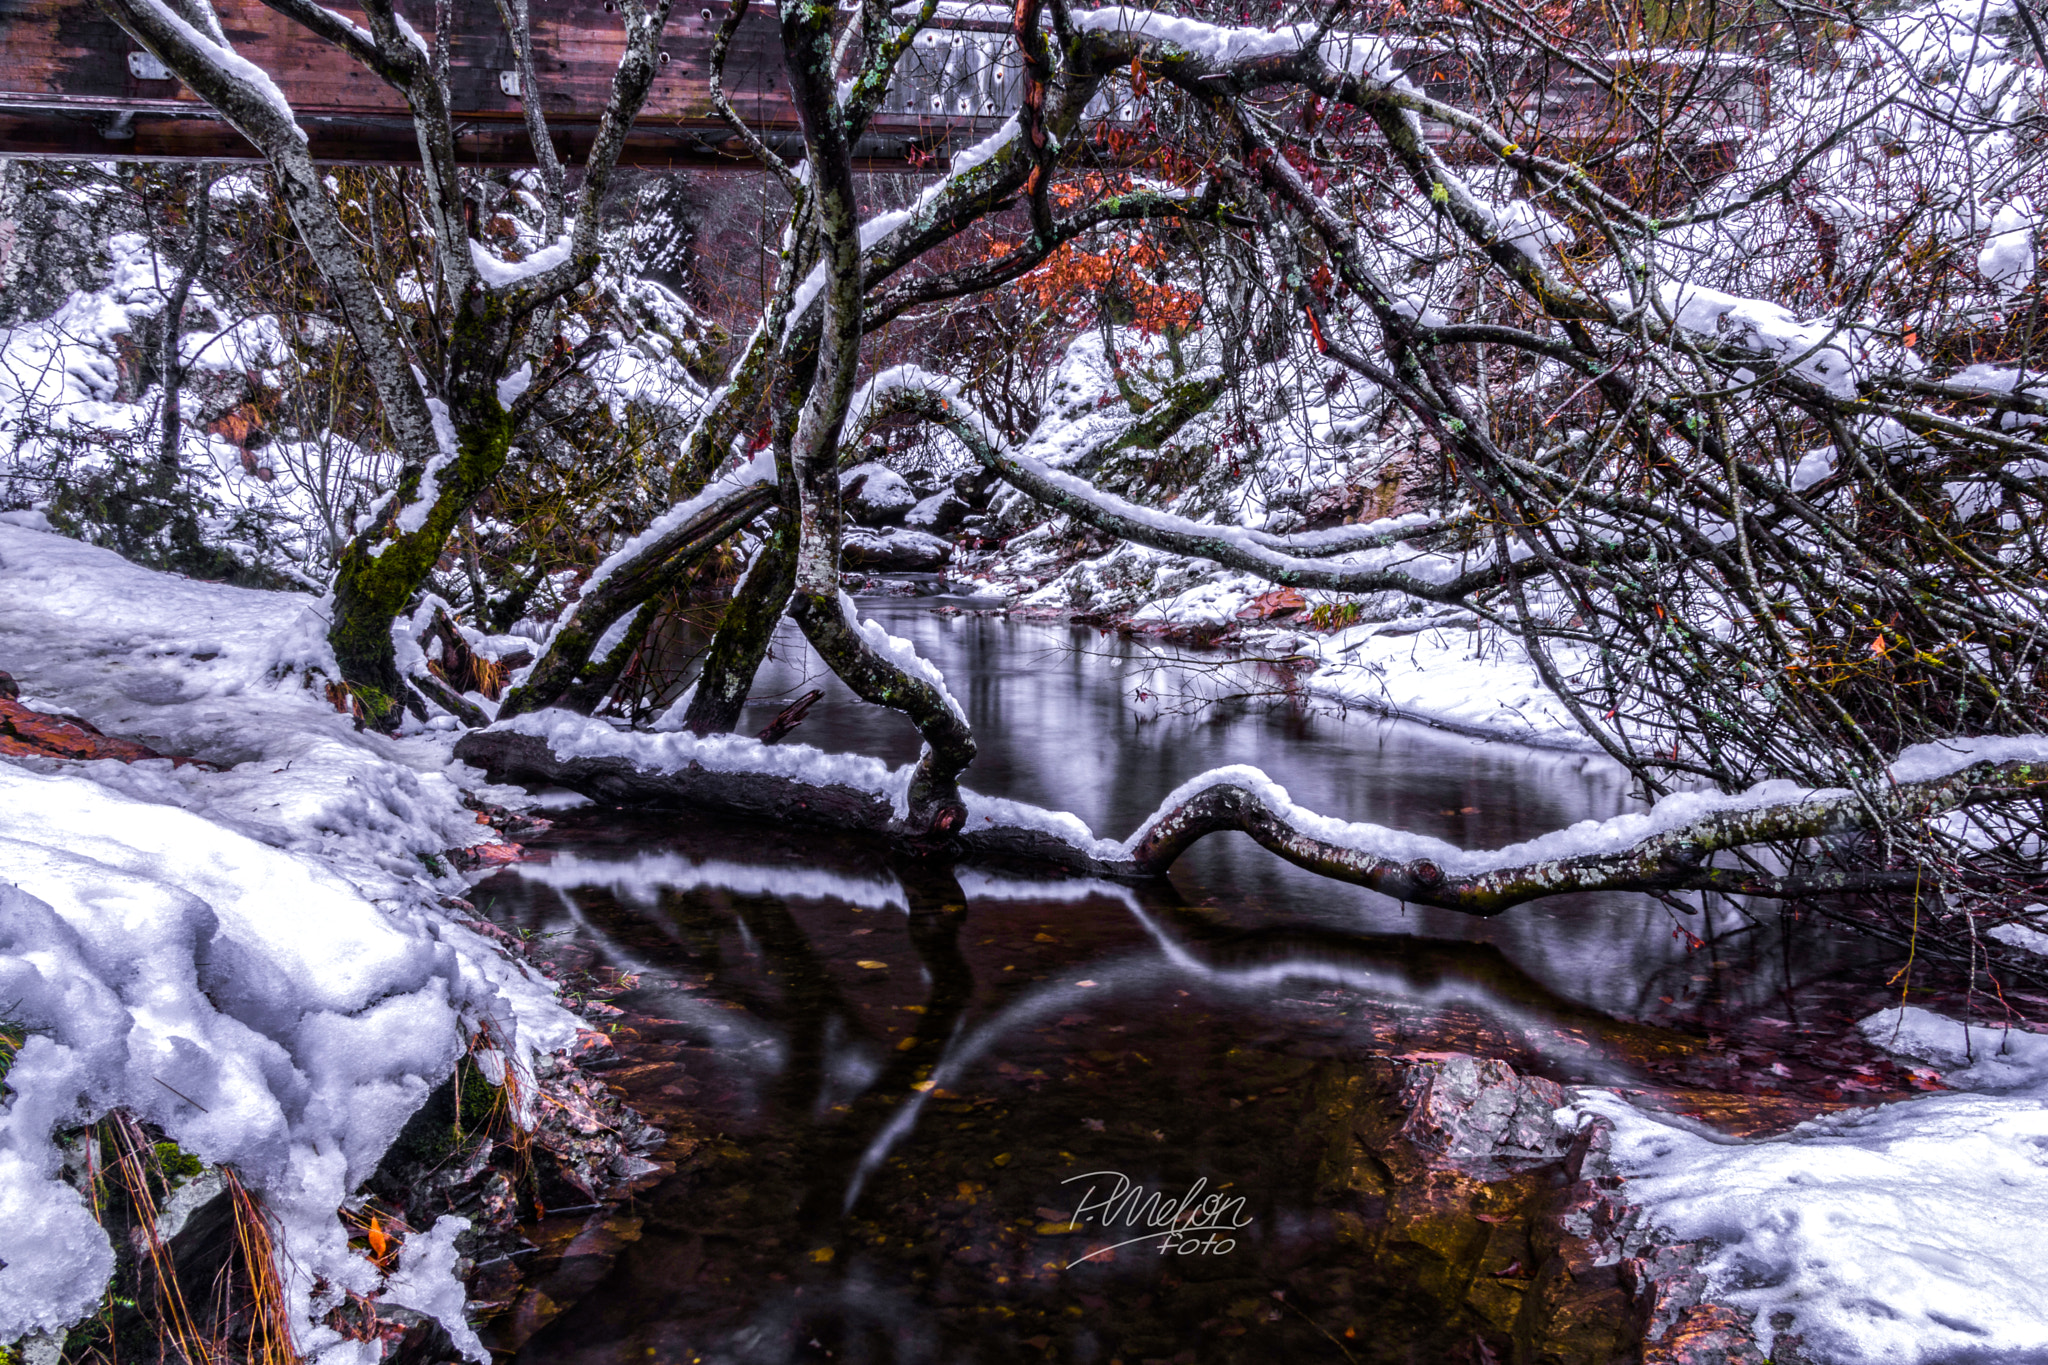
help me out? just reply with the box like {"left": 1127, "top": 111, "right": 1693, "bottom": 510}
{"left": 469, "top": 602, "right": 1907, "bottom": 1365}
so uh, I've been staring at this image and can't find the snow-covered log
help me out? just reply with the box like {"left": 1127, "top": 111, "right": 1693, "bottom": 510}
{"left": 455, "top": 715, "right": 2048, "bottom": 913}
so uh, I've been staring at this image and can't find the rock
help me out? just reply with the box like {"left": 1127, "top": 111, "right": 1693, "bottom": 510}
{"left": 840, "top": 462, "right": 918, "bottom": 526}
{"left": 906, "top": 491, "right": 972, "bottom": 534}
{"left": 1234, "top": 587, "right": 1308, "bottom": 623}
{"left": 0, "top": 670, "right": 17, "bottom": 700}
{"left": 1293, "top": 1049, "right": 1762, "bottom": 1365}
{"left": 1393, "top": 1052, "right": 1574, "bottom": 1175}
{"left": 841, "top": 572, "right": 924, "bottom": 596}
{"left": 448, "top": 841, "right": 531, "bottom": 871}
{"left": 842, "top": 525, "right": 953, "bottom": 571}
{"left": 952, "top": 468, "right": 999, "bottom": 505}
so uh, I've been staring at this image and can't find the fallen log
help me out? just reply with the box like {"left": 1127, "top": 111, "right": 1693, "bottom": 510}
{"left": 453, "top": 712, "right": 2048, "bottom": 914}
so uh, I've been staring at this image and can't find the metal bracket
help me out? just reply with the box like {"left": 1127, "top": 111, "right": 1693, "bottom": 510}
{"left": 127, "top": 51, "right": 173, "bottom": 81}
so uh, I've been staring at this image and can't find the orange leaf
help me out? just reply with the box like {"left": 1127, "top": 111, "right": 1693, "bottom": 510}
{"left": 367, "top": 1216, "right": 389, "bottom": 1263}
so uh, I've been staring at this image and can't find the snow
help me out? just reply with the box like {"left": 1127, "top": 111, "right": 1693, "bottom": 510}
{"left": 849, "top": 365, "right": 1007, "bottom": 457}
{"left": 468, "top": 231, "right": 573, "bottom": 289}
{"left": 127, "top": 0, "right": 305, "bottom": 140}
{"left": 839, "top": 590, "right": 968, "bottom": 725}
{"left": 488, "top": 709, "right": 1127, "bottom": 857}
{"left": 1486, "top": 198, "right": 1570, "bottom": 265}
{"left": 1978, "top": 196, "right": 2037, "bottom": 292}
{"left": 1113, "top": 734, "right": 2048, "bottom": 871}
{"left": 380, "top": 1215, "right": 486, "bottom": 1361}
{"left": 841, "top": 460, "right": 918, "bottom": 520}
{"left": 785, "top": 121, "right": 1022, "bottom": 329}
{"left": 1569, "top": 1005, "right": 2048, "bottom": 1363}
{"left": 537, "top": 449, "right": 777, "bottom": 658}
{"left": 1885, "top": 732, "right": 2048, "bottom": 781}
{"left": 0, "top": 521, "right": 575, "bottom": 1357}
{"left": 392, "top": 395, "right": 460, "bottom": 537}
{"left": 1990, "top": 911, "right": 2048, "bottom": 957}
{"left": 1639, "top": 282, "right": 1878, "bottom": 399}
{"left": 1068, "top": 8, "right": 1403, "bottom": 83}
{"left": 0, "top": 229, "right": 389, "bottom": 579}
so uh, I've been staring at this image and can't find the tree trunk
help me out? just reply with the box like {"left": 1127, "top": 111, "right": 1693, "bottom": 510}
{"left": 681, "top": 514, "right": 799, "bottom": 733}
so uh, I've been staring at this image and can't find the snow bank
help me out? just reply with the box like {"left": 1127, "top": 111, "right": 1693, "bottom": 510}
{"left": 1569, "top": 1006, "right": 2048, "bottom": 1363}
{"left": 1977, "top": 197, "right": 2037, "bottom": 292}
{"left": 0, "top": 521, "right": 579, "bottom": 1356}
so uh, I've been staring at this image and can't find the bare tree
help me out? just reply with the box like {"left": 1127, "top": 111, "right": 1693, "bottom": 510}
{"left": 94, "top": 0, "right": 675, "bottom": 728}
{"left": 475, "top": 0, "right": 2048, "bottom": 973}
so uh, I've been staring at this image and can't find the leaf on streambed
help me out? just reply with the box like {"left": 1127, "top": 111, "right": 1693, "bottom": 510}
{"left": 856, "top": 960, "right": 889, "bottom": 970}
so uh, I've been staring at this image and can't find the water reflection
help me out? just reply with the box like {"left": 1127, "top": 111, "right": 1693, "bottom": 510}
{"left": 468, "top": 604, "right": 1900, "bottom": 1363}
{"left": 648, "top": 604, "right": 1847, "bottom": 1019}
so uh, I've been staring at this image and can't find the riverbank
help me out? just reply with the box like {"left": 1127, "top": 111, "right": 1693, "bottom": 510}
{"left": 0, "top": 519, "right": 657, "bottom": 1360}
{"left": 4, "top": 517, "right": 2047, "bottom": 1364}
{"left": 955, "top": 540, "right": 1606, "bottom": 753}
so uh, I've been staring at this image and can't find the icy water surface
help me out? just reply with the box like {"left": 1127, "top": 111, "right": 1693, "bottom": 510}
{"left": 469, "top": 604, "right": 1911, "bottom": 1364}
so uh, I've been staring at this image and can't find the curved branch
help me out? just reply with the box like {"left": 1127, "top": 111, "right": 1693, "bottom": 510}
{"left": 710, "top": 0, "right": 802, "bottom": 195}
{"left": 1114, "top": 761, "right": 2048, "bottom": 912}
{"left": 456, "top": 720, "right": 2048, "bottom": 915}
{"left": 857, "top": 375, "right": 1499, "bottom": 601}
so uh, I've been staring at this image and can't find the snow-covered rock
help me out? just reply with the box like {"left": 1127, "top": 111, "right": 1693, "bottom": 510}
{"left": 1569, "top": 1005, "right": 2048, "bottom": 1364}
{"left": 840, "top": 462, "right": 918, "bottom": 526}
{"left": 905, "top": 490, "right": 971, "bottom": 533}
{"left": 843, "top": 525, "right": 953, "bottom": 571}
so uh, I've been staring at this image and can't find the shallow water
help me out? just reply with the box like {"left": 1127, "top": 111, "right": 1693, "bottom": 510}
{"left": 470, "top": 603, "right": 1909, "bottom": 1364}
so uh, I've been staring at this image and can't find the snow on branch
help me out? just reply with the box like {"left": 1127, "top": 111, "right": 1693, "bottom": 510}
{"left": 1120, "top": 738, "right": 2048, "bottom": 910}
{"left": 458, "top": 716, "right": 2048, "bottom": 913}
{"left": 854, "top": 368, "right": 1494, "bottom": 600}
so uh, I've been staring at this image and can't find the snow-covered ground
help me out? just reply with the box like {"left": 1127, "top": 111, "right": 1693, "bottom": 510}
{"left": 0, "top": 518, "right": 571, "bottom": 1360}
{"left": 1572, "top": 1005, "right": 2048, "bottom": 1364}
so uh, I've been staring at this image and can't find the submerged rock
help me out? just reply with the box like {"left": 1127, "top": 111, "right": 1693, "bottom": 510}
{"left": 1310, "top": 1051, "right": 1765, "bottom": 1365}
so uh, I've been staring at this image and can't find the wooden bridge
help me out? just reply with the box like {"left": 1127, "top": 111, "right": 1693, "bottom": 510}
{"left": 0, "top": 0, "right": 1761, "bottom": 170}
{"left": 0, "top": 0, "right": 1056, "bottom": 166}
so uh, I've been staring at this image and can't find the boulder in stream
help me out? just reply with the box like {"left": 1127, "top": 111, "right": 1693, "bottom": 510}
{"left": 1311, "top": 1051, "right": 1765, "bottom": 1365}
{"left": 906, "top": 490, "right": 972, "bottom": 534}
{"left": 841, "top": 462, "right": 918, "bottom": 526}
{"left": 843, "top": 525, "right": 953, "bottom": 571}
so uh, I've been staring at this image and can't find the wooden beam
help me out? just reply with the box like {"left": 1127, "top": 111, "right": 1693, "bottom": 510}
{"left": 0, "top": 0, "right": 1023, "bottom": 166}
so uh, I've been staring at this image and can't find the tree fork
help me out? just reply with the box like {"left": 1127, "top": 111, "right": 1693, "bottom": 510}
{"left": 680, "top": 514, "right": 800, "bottom": 734}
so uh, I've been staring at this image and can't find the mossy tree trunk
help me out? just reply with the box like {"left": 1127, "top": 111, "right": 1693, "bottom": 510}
{"left": 99, "top": 0, "right": 677, "bottom": 731}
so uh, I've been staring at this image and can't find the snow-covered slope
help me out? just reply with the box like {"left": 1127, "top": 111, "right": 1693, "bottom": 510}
{"left": 0, "top": 520, "right": 573, "bottom": 1359}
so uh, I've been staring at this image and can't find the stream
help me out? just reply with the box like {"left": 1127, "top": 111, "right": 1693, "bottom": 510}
{"left": 467, "top": 602, "right": 1916, "bottom": 1365}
